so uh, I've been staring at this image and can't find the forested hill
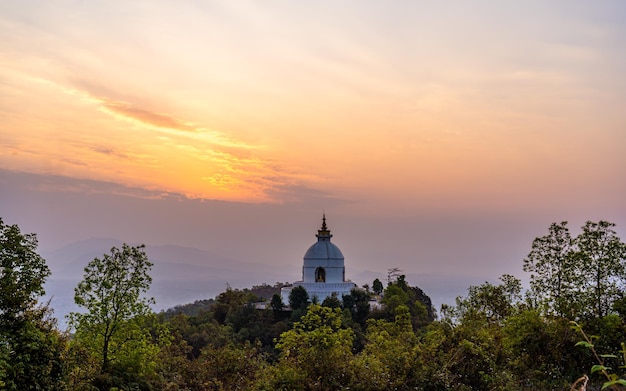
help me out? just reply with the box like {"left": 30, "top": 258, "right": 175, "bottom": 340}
{"left": 3, "top": 218, "right": 626, "bottom": 390}
{"left": 160, "top": 282, "right": 290, "bottom": 317}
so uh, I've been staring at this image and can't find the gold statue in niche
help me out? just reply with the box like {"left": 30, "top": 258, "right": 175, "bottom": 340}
{"left": 315, "top": 267, "right": 326, "bottom": 282}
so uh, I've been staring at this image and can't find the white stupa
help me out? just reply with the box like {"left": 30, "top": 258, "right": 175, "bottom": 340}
{"left": 281, "top": 215, "right": 356, "bottom": 305}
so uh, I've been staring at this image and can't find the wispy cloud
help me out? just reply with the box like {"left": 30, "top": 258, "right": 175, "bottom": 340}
{"left": 79, "top": 88, "right": 322, "bottom": 203}
{"left": 1, "top": 169, "right": 184, "bottom": 201}
{"left": 88, "top": 145, "right": 129, "bottom": 159}
{"left": 60, "top": 82, "right": 258, "bottom": 150}
{"left": 101, "top": 101, "right": 195, "bottom": 132}
{"left": 0, "top": 71, "right": 304, "bottom": 202}
{"left": 1, "top": 1, "right": 625, "bottom": 211}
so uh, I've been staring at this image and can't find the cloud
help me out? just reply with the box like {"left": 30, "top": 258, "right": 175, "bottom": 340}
{"left": 88, "top": 145, "right": 129, "bottom": 159}
{"left": 0, "top": 73, "right": 303, "bottom": 202}
{"left": 264, "top": 183, "right": 354, "bottom": 207}
{"left": 0, "top": 169, "right": 183, "bottom": 201}
{"left": 56, "top": 79, "right": 257, "bottom": 150}
{"left": 101, "top": 101, "right": 194, "bottom": 132}
{"left": 31, "top": 80, "right": 301, "bottom": 202}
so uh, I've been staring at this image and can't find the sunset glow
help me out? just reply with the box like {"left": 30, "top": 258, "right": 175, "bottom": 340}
{"left": 1, "top": 1, "right": 625, "bottom": 213}
{"left": 2, "top": 2, "right": 626, "bottom": 326}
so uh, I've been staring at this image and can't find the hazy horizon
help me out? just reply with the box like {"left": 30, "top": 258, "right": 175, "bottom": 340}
{"left": 1, "top": 2, "right": 625, "bottom": 318}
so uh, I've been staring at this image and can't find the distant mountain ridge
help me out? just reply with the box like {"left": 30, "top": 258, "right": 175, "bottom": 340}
{"left": 41, "top": 238, "right": 297, "bottom": 328}
{"left": 41, "top": 238, "right": 472, "bottom": 329}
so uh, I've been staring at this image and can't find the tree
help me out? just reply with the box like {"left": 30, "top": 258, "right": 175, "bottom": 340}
{"left": 361, "top": 305, "right": 418, "bottom": 389}
{"left": 270, "top": 293, "right": 284, "bottom": 313}
{"left": 502, "top": 309, "right": 582, "bottom": 389}
{"left": 4, "top": 306, "right": 67, "bottom": 391}
{"left": 321, "top": 293, "right": 342, "bottom": 309}
{"left": 523, "top": 221, "right": 578, "bottom": 317}
{"left": 524, "top": 221, "right": 626, "bottom": 319}
{"left": 212, "top": 287, "right": 257, "bottom": 324}
{"left": 379, "top": 275, "right": 436, "bottom": 330}
{"left": 194, "top": 342, "right": 264, "bottom": 390}
{"left": 343, "top": 288, "right": 371, "bottom": 326}
{"left": 0, "top": 218, "right": 50, "bottom": 321}
{"left": 288, "top": 285, "right": 309, "bottom": 311}
{"left": 381, "top": 284, "right": 409, "bottom": 316}
{"left": 460, "top": 274, "right": 522, "bottom": 323}
{"left": 576, "top": 221, "right": 626, "bottom": 318}
{"left": 0, "top": 218, "right": 65, "bottom": 390}
{"left": 269, "top": 304, "right": 355, "bottom": 389}
{"left": 372, "top": 278, "right": 384, "bottom": 295}
{"left": 69, "top": 243, "right": 155, "bottom": 374}
{"left": 387, "top": 267, "right": 402, "bottom": 285}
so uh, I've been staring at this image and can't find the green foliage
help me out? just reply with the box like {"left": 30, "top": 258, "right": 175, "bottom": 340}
{"left": 576, "top": 221, "right": 626, "bottom": 318}
{"left": 0, "top": 218, "right": 66, "bottom": 390}
{"left": 162, "top": 298, "right": 214, "bottom": 318}
{"left": 613, "top": 296, "right": 626, "bottom": 322}
{"left": 454, "top": 274, "right": 522, "bottom": 323}
{"left": 524, "top": 221, "right": 626, "bottom": 319}
{"left": 0, "top": 218, "right": 50, "bottom": 320}
{"left": 321, "top": 293, "right": 342, "bottom": 309}
{"left": 152, "top": 332, "right": 192, "bottom": 389}
{"left": 524, "top": 221, "right": 578, "bottom": 317}
{"left": 372, "top": 278, "right": 383, "bottom": 295}
{"left": 584, "top": 315, "right": 626, "bottom": 360}
{"left": 572, "top": 321, "right": 626, "bottom": 390}
{"left": 197, "top": 342, "right": 265, "bottom": 390}
{"left": 1, "top": 307, "right": 67, "bottom": 391}
{"left": 226, "top": 303, "right": 285, "bottom": 353}
{"left": 361, "top": 305, "right": 418, "bottom": 389}
{"left": 212, "top": 286, "right": 260, "bottom": 324}
{"left": 69, "top": 243, "right": 155, "bottom": 378}
{"left": 288, "top": 285, "right": 309, "bottom": 311}
{"left": 343, "top": 287, "right": 371, "bottom": 327}
{"left": 2, "top": 218, "right": 625, "bottom": 390}
{"left": 381, "top": 284, "right": 409, "bottom": 314}
{"left": 379, "top": 275, "right": 436, "bottom": 330}
{"left": 270, "top": 293, "right": 284, "bottom": 312}
{"left": 270, "top": 304, "right": 355, "bottom": 390}
{"left": 444, "top": 316, "right": 512, "bottom": 389}
{"left": 165, "top": 311, "right": 231, "bottom": 359}
{"left": 503, "top": 309, "right": 583, "bottom": 389}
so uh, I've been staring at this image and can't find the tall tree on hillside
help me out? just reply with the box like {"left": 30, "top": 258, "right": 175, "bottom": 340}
{"left": 0, "top": 218, "right": 50, "bottom": 320}
{"left": 266, "top": 304, "right": 355, "bottom": 390}
{"left": 69, "top": 244, "right": 155, "bottom": 375}
{"left": 361, "top": 305, "right": 418, "bottom": 389}
{"left": 380, "top": 275, "right": 436, "bottom": 329}
{"left": 576, "top": 220, "right": 626, "bottom": 318}
{"left": 0, "top": 218, "right": 65, "bottom": 390}
{"left": 455, "top": 274, "right": 522, "bottom": 323}
{"left": 372, "top": 278, "right": 383, "bottom": 295}
{"left": 523, "top": 222, "right": 579, "bottom": 317}
{"left": 270, "top": 293, "right": 284, "bottom": 313}
{"left": 288, "top": 286, "right": 309, "bottom": 311}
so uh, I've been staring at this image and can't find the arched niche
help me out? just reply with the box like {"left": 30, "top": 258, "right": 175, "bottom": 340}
{"left": 315, "top": 267, "right": 326, "bottom": 283}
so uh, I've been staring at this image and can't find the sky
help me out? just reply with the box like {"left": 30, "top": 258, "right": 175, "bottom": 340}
{"left": 1, "top": 1, "right": 626, "bottom": 310}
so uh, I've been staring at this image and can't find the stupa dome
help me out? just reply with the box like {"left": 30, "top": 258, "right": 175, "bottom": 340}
{"left": 304, "top": 239, "right": 344, "bottom": 260}
{"left": 303, "top": 215, "right": 344, "bottom": 261}
{"left": 281, "top": 214, "right": 356, "bottom": 305}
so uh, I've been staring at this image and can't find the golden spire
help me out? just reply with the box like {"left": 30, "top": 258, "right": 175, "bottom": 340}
{"left": 317, "top": 213, "right": 332, "bottom": 238}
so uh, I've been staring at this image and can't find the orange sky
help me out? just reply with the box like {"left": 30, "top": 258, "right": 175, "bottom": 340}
{"left": 3, "top": 2, "right": 626, "bottom": 319}
{"left": 1, "top": 1, "right": 625, "bottom": 216}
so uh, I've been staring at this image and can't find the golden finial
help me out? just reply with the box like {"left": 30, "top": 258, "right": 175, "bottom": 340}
{"left": 317, "top": 213, "right": 332, "bottom": 238}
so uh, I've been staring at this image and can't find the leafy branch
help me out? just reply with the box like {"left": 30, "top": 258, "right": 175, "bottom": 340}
{"left": 571, "top": 321, "right": 626, "bottom": 390}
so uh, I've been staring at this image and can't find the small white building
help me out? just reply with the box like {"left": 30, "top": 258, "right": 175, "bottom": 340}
{"left": 281, "top": 216, "right": 356, "bottom": 305}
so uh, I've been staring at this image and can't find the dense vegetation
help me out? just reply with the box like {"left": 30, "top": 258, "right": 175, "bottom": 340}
{"left": 1, "top": 217, "right": 626, "bottom": 390}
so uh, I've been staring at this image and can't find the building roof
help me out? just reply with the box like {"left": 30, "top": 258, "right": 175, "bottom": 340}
{"left": 303, "top": 215, "right": 344, "bottom": 260}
